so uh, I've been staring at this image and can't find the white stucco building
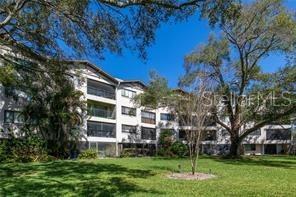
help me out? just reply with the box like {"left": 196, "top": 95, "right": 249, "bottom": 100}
{"left": 0, "top": 61, "right": 293, "bottom": 156}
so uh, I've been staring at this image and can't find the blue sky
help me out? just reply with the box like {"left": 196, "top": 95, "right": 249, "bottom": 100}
{"left": 88, "top": 0, "right": 296, "bottom": 87}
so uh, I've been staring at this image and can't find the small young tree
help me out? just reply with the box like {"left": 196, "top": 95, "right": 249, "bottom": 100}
{"left": 175, "top": 79, "right": 212, "bottom": 175}
{"left": 135, "top": 71, "right": 212, "bottom": 175}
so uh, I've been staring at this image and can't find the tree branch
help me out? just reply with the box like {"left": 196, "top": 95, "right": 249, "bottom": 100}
{"left": 0, "top": 0, "right": 29, "bottom": 28}
{"left": 239, "top": 106, "right": 296, "bottom": 140}
{"left": 98, "top": 0, "right": 201, "bottom": 9}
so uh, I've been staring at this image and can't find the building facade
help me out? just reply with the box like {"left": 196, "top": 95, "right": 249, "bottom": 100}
{"left": 0, "top": 61, "right": 293, "bottom": 156}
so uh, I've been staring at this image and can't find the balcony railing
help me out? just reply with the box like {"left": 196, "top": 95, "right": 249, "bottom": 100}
{"left": 141, "top": 117, "right": 156, "bottom": 124}
{"left": 87, "top": 129, "right": 116, "bottom": 138}
{"left": 87, "top": 86, "right": 115, "bottom": 100}
{"left": 87, "top": 122, "right": 116, "bottom": 138}
{"left": 266, "top": 129, "right": 291, "bottom": 140}
{"left": 88, "top": 107, "right": 115, "bottom": 119}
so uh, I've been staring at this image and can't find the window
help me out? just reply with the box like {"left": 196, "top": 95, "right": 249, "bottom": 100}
{"left": 179, "top": 130, "right": 186, "bottom": 139}
{"left": 121, "top": 89, "right": 136, "bottom": 98}
{"left": 121, "top": 106, "right": 136, "bottom": 116}
{"left": 87, "top": 80, "right": 115, "bottom": 99}
{"left": 244, "top": 144, "right": 256, "bottom": 151}
{"left": 141, "top": 111, "right": 156, "bottom": 124}
{"left": 141, "top": 127, "right": 156, "bottom": 140}
{"left": 87, "top": 121, "right": 116, "bottom": 138}
{"left": 122, "top": 125, "right": 137, "bottom": 133}
{"left": 266, "top": 129, "right": 291, "bottom": 140}
{"left": 202, "top": 130, "right": 217, "bottom": 141}
{"left": 4, "top": 110, "right": 23, "bottom": 124}
{"left": 160, "top": 113, "right": 175, "bottom": 121}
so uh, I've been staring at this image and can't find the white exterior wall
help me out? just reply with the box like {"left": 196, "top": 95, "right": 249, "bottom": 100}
{"left": 0, "top": 63, "right": 293, "bottom": 156}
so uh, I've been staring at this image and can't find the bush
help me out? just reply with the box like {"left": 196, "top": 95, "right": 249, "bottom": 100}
{"left": 0, "top": 140, "right": 10, "bottom": 162}
{"left": 158, "top": 129, "right": 174, "bottom": 156}
{"left": 11, "top": 135, "right": 48, "bottom": 163}
{"left": 171, "top": 141, "right": 188, "bottom": 157}
{"left": 0, "top": 134, "right": 48, "bottom": 163}
{"left": 120, "top": 148, "right": 137, "bottom": 157}
{"left": 78, "top": 149, "right": 98, "bottom": 159}
{"left": 120, "top": 148, "right": 150, "bottom": 157}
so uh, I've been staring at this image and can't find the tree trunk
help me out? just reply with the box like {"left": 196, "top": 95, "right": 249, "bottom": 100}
{"left": 191, "top": 157, "right": 196, "bottom": 175}
{"left": 229, "top": 134, "right": 241, "bottom": 157}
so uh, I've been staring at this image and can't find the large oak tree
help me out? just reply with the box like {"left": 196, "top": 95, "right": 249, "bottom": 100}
{"left": 0, "top": 0, "right": 239, "bottom": 157}
{"left": 183, "top": 0, "right": 296, "bottom": 156}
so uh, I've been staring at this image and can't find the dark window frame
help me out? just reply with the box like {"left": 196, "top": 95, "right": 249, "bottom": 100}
{"left": 141, "top": 111, "right": 156, "bottom": 124}
{"left": 266, "top": 129, "right": 291, "bottom": 140}
{"left": 160, "top": 113, "right": 175, "bottom": 121}
{"left": 202, "top": 130, "right": 217, "bottom": 141}
{"left": 4, "top": 110, "right": 23, "bottom": 124}
{"left": 141, "top": 127, "right": 156, "bottom": 140}
{"left": 121, "top": 89, "right": 136, "bottom": 98}
{"left": 122, "top": 124, "right": 137, "bottom": 133}
{"left": 244, "top": 144, "right": 256, "bottom": 151}
{"left": 87, "top": 121, "right": 116, "bottom": 138}
{"left": 121, "top": 106, "right": 136, "bottom": 116}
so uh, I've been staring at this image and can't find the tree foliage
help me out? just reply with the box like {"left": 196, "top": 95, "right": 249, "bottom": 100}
{"left": 0, "top": 0, "right": 239, "bottom": 62}
{"left": 0, "top": 0, "right": 238, "bottom": 158}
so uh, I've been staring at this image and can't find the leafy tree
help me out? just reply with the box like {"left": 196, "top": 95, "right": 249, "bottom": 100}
{"left": 183, "top": 0, "right": 296, "bottom": 156}
{"left": 0, "top": 59, "right": 86, "bottom": 158}
{"left": 0, "top": 0, "right": 239, "bottom": 158}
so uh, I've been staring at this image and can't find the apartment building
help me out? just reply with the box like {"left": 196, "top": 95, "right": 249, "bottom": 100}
{"left": 0, "top": 61, "right": 293, "bottom": 156}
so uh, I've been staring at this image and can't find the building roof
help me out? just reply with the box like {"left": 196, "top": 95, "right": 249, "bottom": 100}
{"left": 69, "top": 60, "right": 119, "bottom": 84}
{"left": 120, "top": 80, "right": 146, "bottom": 88}
{"left": 65, "top": 59, "right": 147, "bottom": 87}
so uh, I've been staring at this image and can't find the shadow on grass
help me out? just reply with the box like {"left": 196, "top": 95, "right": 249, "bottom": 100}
{"left": 0, "top": 160, "right": 162, "bottom": 196}
{"left": 212, "top": 156, "right": 296, "bottom": 170}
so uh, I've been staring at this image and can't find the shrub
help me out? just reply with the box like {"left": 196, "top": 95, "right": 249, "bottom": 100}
{"left": 120, "top": 148, "right": 137, "bottom": 157}
{"left": 11, "top": 135, "right": 48, "bottom": 163}
{"left": 120, "top": 148, "right": 151, "bottom": 157}
{"left": 0, "top": 140, "right": 10, "bottom": 162}
{"left": 78, "top": 149, "right": 98, "bottom": 159}
{"left": 158, "top": 129, "right": 174, "bottom": 156}
{"left": 0, "top": 134, "right": 48, "bottom": 163}
{"left": 171, "top": 141, "right": 188, "bottom": 157}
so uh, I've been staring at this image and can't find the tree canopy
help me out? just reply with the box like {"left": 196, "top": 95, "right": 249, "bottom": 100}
{"left": 183, "top": 0, "right": 296, "bottom": 156}
{"left": 0, "top": 0, "right": 239, "bottom": 63}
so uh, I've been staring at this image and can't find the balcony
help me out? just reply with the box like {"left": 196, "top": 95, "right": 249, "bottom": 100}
{"left": 141, "top": 117, "right": 156, "bottom": 124}
{"left": 87, "top": 79, "right": 116, "bottom": 100}
{"left": 88, "top": 107, "right": 115, "bottom": 119}
{"left": 87, "top": 86, "right": 115, "bottom": 100}
{"left": 266, "top": 129, "right": 291, "bottom": 140}
{"left": 87, "top": 121, "right": 116, "bottom": 138}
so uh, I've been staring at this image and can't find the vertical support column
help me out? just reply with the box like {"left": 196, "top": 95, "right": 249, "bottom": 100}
{"left": 115, "top": 141, "right": 119, "bottom": 157}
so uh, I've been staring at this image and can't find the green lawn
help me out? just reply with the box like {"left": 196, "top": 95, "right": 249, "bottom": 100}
{"left": 0, "top": 156, "right": 295, "bottom": 196}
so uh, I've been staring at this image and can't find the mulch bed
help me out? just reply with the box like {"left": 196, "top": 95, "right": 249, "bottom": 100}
{"left": 167, "top": 172, "right": 216, "bottom": 180}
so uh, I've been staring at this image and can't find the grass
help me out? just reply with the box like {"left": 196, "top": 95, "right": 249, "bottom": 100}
{"left": 0, "top": 156, "right": 295, "bottom": 196}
